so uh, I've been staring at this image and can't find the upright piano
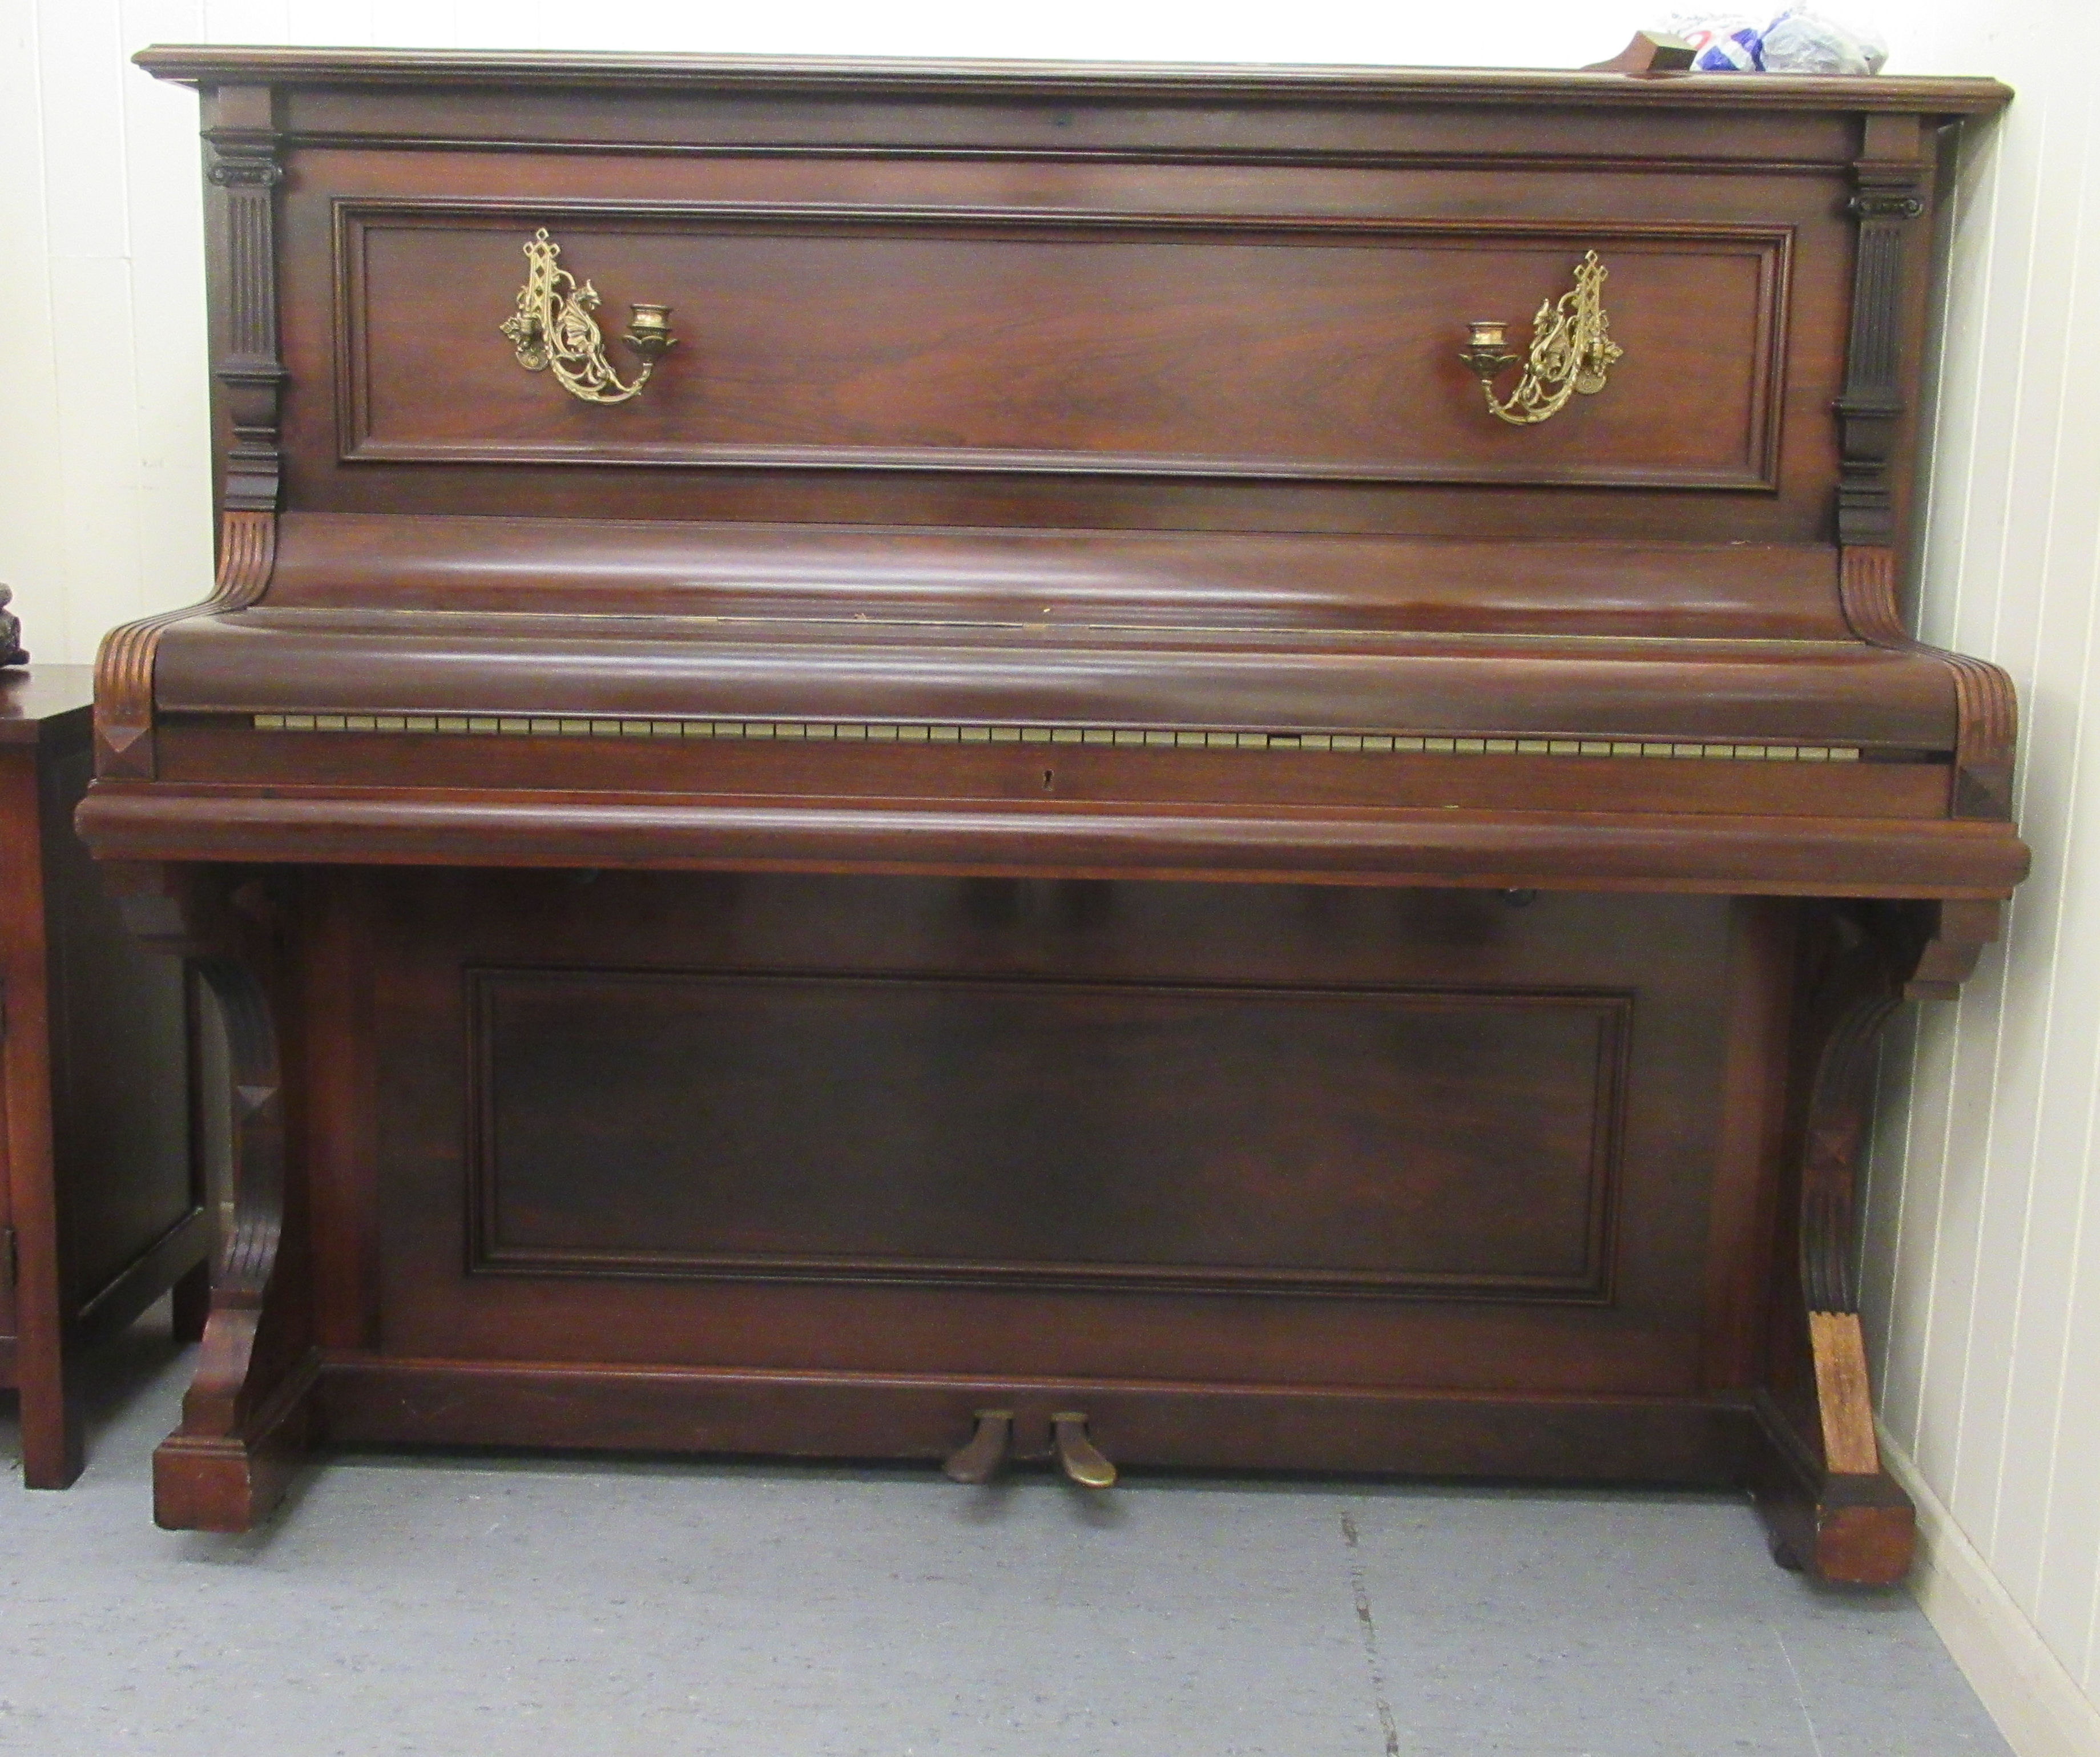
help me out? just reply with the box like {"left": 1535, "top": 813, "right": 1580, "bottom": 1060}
{"left": 90, "top": 47, "right": 2024, "bottom": 1582}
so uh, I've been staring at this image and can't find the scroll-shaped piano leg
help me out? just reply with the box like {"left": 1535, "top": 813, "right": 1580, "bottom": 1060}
{"left": 105, "top": 863, "right": 319, "bottom": 1532}
{"left": 1750, "top": 898, "right": 1999, "bottom": 1584}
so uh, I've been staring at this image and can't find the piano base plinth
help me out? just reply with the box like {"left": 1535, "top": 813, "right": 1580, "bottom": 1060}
{"left": 146, "top": 1356, "right": 1916, "bottom": 1583}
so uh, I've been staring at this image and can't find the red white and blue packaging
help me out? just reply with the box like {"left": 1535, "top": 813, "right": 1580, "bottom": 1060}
{"left": 1655, "top": 10, "right": 1890, "bottom": 76}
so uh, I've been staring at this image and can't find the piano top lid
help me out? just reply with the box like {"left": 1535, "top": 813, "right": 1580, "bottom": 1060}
{"left": 130, "top": 45, "right": 2012, "bottom": 116}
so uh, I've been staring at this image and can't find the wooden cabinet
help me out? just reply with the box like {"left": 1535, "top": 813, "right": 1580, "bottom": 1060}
{"left": 88, "top": 50, "right": 2023, "bottom": 1582}
{"left": 0, "top": 666, "right": 209, "bottom": 1486}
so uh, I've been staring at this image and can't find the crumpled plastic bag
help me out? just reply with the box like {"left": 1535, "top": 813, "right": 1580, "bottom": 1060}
{"left": 1659, "top": 11, "right": 1767, "bottom": 70}
{"left": 1760, "top": 9, "right": 1890, "bottom": 72}
{"left": 1655, "top": 8, "right": 1889, "bottom": 74}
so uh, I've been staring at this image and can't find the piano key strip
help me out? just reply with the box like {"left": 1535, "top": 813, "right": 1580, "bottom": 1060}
{"left": 248, "top": 713, "right": 1862, "bottom": 764}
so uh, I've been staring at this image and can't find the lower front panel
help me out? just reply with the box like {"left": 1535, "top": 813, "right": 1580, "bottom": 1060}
{"left": 472, "top": 967, "right": 1625, "bottom": 1300}
{"left": 312, "top": 871, "right": 1792, "bottom": 1474}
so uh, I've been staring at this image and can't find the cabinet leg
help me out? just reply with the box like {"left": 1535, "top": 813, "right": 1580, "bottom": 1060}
{"left": 17, "top": 1356, "right": 84, "bottom": 1490}
{"left": 169, "top": 1258, "right": 211, "bottom": 1344}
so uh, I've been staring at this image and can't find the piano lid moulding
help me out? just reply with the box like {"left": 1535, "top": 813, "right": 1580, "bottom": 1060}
{"left": 90, "top": 45, "right": 2024, "bottom": 1581}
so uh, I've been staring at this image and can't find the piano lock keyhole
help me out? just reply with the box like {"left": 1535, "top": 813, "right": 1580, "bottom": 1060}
{"left": 1042, "top": 767, "right": 1054, "bottom": 792}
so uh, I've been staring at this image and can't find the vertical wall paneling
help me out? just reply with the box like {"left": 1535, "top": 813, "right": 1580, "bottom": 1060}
{"left": 0, "top": 0, "right": 72, "bottom": 661}
{"left": 201, "top": 2, "right": 293, "bottom": 41}
{"left": 1990, "top": 92, "right": 2100, "bottom": 1649}
{"left": 120, "top": 0, "right": 213, "bottom": 639}
{"left": 41, "top": 0, "right": 151, "bottom": 658}
{"left": 1863, "top": 3, "right": 2100, "bottom": 1730}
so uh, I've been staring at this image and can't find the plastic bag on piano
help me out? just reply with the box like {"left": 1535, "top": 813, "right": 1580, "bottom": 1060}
{"left": 1654, "top": 8, "right": 1889, "bottom": 74}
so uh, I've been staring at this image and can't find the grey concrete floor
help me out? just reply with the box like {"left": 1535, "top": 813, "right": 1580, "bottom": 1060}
{"left": 0, "top": 1309, "right": 2011, "bottom": 1757}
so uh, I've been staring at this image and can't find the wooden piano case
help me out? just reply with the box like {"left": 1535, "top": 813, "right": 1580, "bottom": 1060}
{"left": 88, "top": 49, "right": 2024, "bottom": 1582}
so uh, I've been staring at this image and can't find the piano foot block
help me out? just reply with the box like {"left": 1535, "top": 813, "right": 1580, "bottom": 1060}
{"left": 153, "top": 1349, "right": 321, "bottom": 1534}
{"left": 1746, "top": 1394, "right": 1915, "bottom": 1585}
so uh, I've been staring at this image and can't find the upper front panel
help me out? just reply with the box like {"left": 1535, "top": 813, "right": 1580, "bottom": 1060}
{"left": 268, "top": 128, "right": 1859, "bottom": 542}
{"left": 338, "top": 202, "right": 1788, "bottom": 493}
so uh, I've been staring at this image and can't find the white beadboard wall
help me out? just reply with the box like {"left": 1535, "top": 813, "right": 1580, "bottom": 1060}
{"left": 2, "top": 3, "right": 2095, "bottom": 1750}
{"left": 1860, "top": 5, "right": 2100, "bottom": 1751}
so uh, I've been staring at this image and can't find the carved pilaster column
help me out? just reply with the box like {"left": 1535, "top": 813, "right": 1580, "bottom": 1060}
{"left": 203, "top": 86, "right": 287, "bottom": 516}
{"left": 1837, "top": 114, "right": 1929, "bottom": 547}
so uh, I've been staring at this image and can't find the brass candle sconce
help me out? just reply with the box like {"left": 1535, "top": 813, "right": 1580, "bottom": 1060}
{"left": 1460, "top": 250, "right": 1623, "bottom": 426}
{"left": 500, "top": 228, "right": 675, "bottom": 406}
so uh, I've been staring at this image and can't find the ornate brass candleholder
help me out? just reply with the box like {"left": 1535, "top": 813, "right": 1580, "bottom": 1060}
{"left": 500, "top": 228, "right": 675, "bottom": 406}
{"left": 1460, "top": 250, "right": 1623, "bottom": 426}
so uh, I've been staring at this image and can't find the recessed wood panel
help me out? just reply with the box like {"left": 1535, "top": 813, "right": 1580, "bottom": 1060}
{"left": 469, "top": 968, "right": 1627, "bottom": 1298}
{"left": 369, "top": 877, "right": 1740, "bottom": 1393}
{"left": 337, "top": 202, "right": 1789, "bottom": 489}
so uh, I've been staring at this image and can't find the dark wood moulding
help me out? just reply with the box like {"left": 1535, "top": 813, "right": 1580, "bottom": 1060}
{"left": 131, "top": 45, "right": 2008, "bottom": 114}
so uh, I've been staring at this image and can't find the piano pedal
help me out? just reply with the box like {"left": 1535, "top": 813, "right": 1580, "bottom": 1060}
{"left": 1051, "top": 1412, "right": 1118, "bottom": 1488}
{"left": 942, "top": 1409, "right": 1014, "bottom": 1484}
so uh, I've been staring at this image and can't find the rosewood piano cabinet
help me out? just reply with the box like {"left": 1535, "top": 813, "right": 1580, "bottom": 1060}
{"left": 1, "top": 665, "right": 209, "bottom": 1488}
{"left": 90, "top": 47, "right": 2025, "bottom": 1582}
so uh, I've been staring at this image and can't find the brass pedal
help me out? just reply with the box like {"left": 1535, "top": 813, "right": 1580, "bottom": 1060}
{"left": 942, "top": 1409, "right": 1014, "bottom": 1484}
{"left": 1051, "top": 1412, "right": 1117, "bottom": 1488}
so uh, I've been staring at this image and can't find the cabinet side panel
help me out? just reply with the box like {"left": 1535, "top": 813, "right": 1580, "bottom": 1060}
{"left": 41, "top": 744, "right": 195, "bottom": 1305}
